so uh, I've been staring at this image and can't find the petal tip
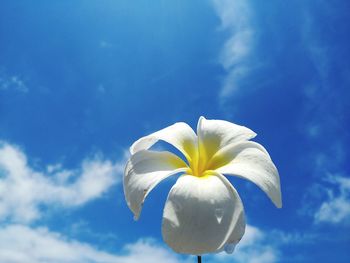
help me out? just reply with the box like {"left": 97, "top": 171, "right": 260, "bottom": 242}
{"left": 274, "top": 196, "right": 282, "bottom": 208}
{"left": 197, "top": 116, "right": 206, "bottom": 127}
{"left": 129, "top": 142, "right": 137, "bottom": 155}
{"left": 197, "top": 116, "right": 207, "bottom": 134}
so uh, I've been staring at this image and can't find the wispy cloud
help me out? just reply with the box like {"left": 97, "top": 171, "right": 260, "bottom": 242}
{"left": 0, "top": 74, "right": 28, "bottom": 93}
{"left": 300, "top": 4, "right": 348, "bottom": 142}
{"left": 0, "top": 224, "right": 186, "bottom": 263}
{"left": 298, "top": 4, "right": 349, "bottom": 228}
{"left": 210, "top": 223, "right": 323, "bottom": 263}
{"left": 0, "top": 141, "right": 124, "bottom": 223}
{"left": 314, "top": 175, "right": 350, "bottom": 225}
{"left": 299, "top": 173, "right": 350, "bottom": 226}
{"left": 211, "top": 0, "right": 254, "bottom": 101}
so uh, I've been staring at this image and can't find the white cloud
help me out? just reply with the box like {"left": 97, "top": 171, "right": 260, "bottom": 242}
{"left": 298, "top": 6, "right": 349, "bottom": 228}
{"left": 0, "top": 141, "right": 180, "bottom": 263}
{"left": 0, "top": 141, "right": 124, "bottom": 223}
{"left": 300, "top": 173, "right": 350, "bottom": 225}
{"left": 0, "top": 222, "right": 285, "bottom": 263}
{"left": 0, "top": 71, "right": 28, "bottom": 93}
{"left": 0, "top": 224, "right": 185, "bottom": 263}
{"left": 299, "top": 5, "right": 348, "bottom": 142}
{"left": 211, "top": 225, "right": 321, "bottom": 263}
{"left": 211, "top": 225, "right": 279, "bottom": 263}
{"left": 269, "top": 229, "right": 318, "bottom": 246}
{"left": 211, "top": 0, "right": 254, "bottom": 100}
{"left": 301, "top": 12, "right": 330, "bottom": 83}
{"left": 314, "top": 175, "right": 350, "bottom": 224}
{"left": 122, "top": 239, "right": 187, "bottom": 263}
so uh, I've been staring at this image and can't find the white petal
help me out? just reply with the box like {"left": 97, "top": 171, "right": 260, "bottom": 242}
{"left": 217, "top": 175, "right": 246, "bottom": 253}
{"left": 214, "top": 141, "right": 282, "bottom": 208}
{"left": 215, "top": 174, "right": 246, "bottom": 254}
{"left": 220, "top": 211, "right": 245, "bottom": 254}
{"left": 161, "top": 173, "right": 245, "bottom": 255}
{"left": 197, "top": 117, "right": 256, "bottom": 169}
{"left": 130, "top": 122, "right": 197, "bottom": 163}
{"left": 124, "top": 150, "right": 187, "bottom": 220}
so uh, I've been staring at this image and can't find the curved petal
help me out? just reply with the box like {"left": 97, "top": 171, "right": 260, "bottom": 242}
{"left": 161, "top": 173, "right": 245, "bottom": 255}
{"left": 214, "top": 141, "right": 282, "bottom": 208}
{"left": 222, "top": 211, "right": 245, "bottom": 254}
{"left": 196, "top": 117, "right": 256, "bottom": 172}
{"left": 130, "top": 122, "right": 197, "bottom": 163}
{"left": 216, "top": 174, "right": 246, "bottom": 254}
{"left": 124, "top": 150, "right": 187, "bottom": 220}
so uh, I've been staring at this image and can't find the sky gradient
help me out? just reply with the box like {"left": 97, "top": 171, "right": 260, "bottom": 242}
{"left": 0, "top": 0, "right": 349, "bottom": 262}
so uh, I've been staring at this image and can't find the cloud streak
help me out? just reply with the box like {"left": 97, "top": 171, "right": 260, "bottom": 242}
{"left": 0, "top": 224, "right": 186, "bottom": 263}
{"left": 211, "top": 0, "right": 254, "bottom": 100}
{"left": 0, "top": 68, "right": 28, "bottom": 93}
{"left": 314, "top": 175, "right": 350, "bottom": 225}
{"left": 298, "top": 4, "right": 350, "bottom": 228}
{"left": 0, "top": 141, "right": 123, "bottom": 223}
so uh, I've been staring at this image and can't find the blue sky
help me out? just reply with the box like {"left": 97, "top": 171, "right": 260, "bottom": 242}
{"left": 0, "top": 0, "right": 349, "bottom": 262}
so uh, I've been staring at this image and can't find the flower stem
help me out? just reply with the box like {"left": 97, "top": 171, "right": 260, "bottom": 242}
{"left": 197, "top": 255, "right": 202, "bottom": 263}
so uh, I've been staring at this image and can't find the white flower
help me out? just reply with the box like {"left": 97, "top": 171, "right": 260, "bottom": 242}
{"left": 123, "top": 117, "right": 282, "bottom": 255}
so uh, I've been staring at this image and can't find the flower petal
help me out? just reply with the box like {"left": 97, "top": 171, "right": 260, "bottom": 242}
{"left": 197, "top": 117, "right": 256, "bottom": 171}
{"left": 124, "top": 150, "right": 187, "bottom": 220}
{"left": 216, "top": 174, "right": 246, "bottom": 254}
{"left": 130, "top": 122, "right": 197, "bottom": 163}
{"left": 161, "top": 173, "right": 245, "bottom": 255}
{"left": 214, "top": 141, "right": 282, "bottom": 208}
{"left": 223, "top": 210, "right": 245, "bottom": 254}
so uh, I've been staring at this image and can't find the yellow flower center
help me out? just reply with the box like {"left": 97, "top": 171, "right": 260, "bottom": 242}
{"left": 183, "top": 141, "right": 219, "bottom": 178}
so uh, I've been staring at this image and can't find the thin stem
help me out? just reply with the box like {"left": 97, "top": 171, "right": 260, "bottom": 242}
{"left": 197, "top": 255, "right": 202, "bottom": 263}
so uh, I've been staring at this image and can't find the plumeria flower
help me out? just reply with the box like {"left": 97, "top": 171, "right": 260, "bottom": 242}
{"left": 124, "top": 117, "right": 281, "bottom": 255}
